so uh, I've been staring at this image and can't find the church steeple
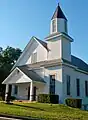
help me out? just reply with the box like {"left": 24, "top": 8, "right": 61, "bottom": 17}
{"left": 51, "top": 3, "right": 67, "bottom": 20}
{"left": 50, "top": 3, "right": 68, "bottom": 34}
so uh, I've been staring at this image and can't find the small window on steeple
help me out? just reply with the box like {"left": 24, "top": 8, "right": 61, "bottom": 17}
{"left": 64, "top": 20, "right": 67, "bottom": 33}
{"left": 52, "top": 19, "right": 56, "bottom": 33}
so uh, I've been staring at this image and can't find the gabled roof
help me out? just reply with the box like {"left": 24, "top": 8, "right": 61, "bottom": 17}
{"left": 51, "top": 3, "right": 67, "bottom": 20}
{"left": 18, "top": 66, "right": 46, "bottom": 83}
{"left": 12, "top": 36, "right": 48, "bottom": 70}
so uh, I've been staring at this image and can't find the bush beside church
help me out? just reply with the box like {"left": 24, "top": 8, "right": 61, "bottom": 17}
{"left": 38, "top": 94, "right": 59, "bottom": 104}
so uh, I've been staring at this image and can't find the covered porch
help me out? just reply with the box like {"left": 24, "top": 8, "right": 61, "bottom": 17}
{"left": 2, "top": 67, "right": 46, "bottom": 101}
{"left": 5, "top": 81, "right": 45, "bottom": 101}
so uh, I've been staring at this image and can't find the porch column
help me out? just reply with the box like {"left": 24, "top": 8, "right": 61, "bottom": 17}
{"left": 30, "top": 82, "right": 33, "bottom": 101}
{"left": 5, "top": 84, "right": 9, "bottom": 101}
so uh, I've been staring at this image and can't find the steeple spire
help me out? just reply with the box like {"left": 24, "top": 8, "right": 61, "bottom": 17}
{"left": 58, "top": 2, "right": 59, "bottom": 6}
{"left": 51, "top": 3, "right": 67, "bottom": 20}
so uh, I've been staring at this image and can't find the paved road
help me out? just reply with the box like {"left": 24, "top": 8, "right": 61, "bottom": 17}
{"left": 0, "top": 117, "right": 22, "bottom": 120}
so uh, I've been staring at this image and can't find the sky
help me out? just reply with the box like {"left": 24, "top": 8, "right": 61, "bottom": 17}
{"left": 0, "top": 0, "right": 88, "bottom": 62}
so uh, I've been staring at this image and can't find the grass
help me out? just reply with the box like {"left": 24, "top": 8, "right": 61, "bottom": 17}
{"left": 0, "top": 102, "right": 88, "bottom": 120}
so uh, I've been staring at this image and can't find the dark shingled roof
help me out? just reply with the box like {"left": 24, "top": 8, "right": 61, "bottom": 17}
{"left": 71, "top": 55, "right": 88, "bottom": 72}
{"left": 34, "top": 37, "right": 48, "bottom": 50}
{"left": 18, "top": 66, "right": 46, "bottom": 83}
{"left": 63, "top": 55, "right": 88, "bottom": 72}
{"left": 18, "top": 55, "right": 88, "bottom": 76}
{"left": 18, "top": 56, "right": 88, "bottom": 81}
{"left": 51, "top": 4, "right": 67, "bottom": 20}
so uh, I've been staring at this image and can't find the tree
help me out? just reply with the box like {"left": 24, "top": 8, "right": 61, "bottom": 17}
{"left": 0, "top": 47, "right": 3, "bottom": 53}
{"left": 0, "top": 46, "right": 22, "bottom": 98}
{"left": 2, "top": 46, "right": 22, "bottom": 65}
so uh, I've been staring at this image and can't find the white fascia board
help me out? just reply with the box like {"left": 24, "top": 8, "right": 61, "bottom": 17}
{"left": 17, "top": 67, "right": 46, "bottom": 84}
{"left": 2, "top": 67, "right": 32, "bottom": 84}
{"left": 63, "top": 62, "right": 77, "bottom": 69}
{"left": 12, "top": 36, "right": 36, "bottom": 70}
{"left": 33, "top": 81, "right": 46, "bottom": 84}
{"left": 45, "top": 33, "right": 62, "bottom": 41}
{"left": 16, "top": 67, "right": 32, "bottom": 82}
{"left": 62, "top": 33, "right": 74, "bottom": 42}
{"left": 2, "top": 67, "right": 17, "bottom": 84}
{"left": 45, "top": 33, "right": 73, "bottom": 42}
{"left": 75, "top": 68, "right": 88, "bottom": 75}
{"left": 63, "top": 62, "right": 88, "bottom": 75}
{"left": 12, "top": 36, "right": 47, "bottom": 70}
{"left": 33, "top": 37, "right": 48, "bottom": 51}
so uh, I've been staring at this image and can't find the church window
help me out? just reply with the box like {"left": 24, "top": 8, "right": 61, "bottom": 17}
{"left": 85, "top": 81, "right": 88, "bottom": 96}
{"left": 66, "top": 75, "right": 70, "bottom": 95}
{"left": 64, "top": 20, "right": 67, "bottom": 33}
{"left": 52, "top": 19, "right": 56, "bottom": 32}
{"left": 31, "top": 52, "right": 37, "bottom": 63}
{"left": 49, "top": 75, "right": 55, "bottom": 94}
{"left": 76, "top": 79, "right": 80, "bottom": 96}
{"left": 14, "top": 85, "right": 18, "bottom": 95}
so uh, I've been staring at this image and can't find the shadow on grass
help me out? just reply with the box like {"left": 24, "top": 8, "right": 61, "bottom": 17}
{"left": 13, "top": 103, "right": 45, "bottom": 111}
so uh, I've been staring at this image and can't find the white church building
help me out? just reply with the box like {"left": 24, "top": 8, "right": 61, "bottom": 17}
{"left": 2, "top": 4, "right": 88, "bottom": 105}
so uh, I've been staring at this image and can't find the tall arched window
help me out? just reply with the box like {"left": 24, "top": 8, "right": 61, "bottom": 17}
{"left": 52, "top": 19, "right": 56, "bottom": 33}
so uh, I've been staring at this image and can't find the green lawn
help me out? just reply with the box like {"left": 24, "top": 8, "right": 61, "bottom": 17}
{"left": 0, "top": 102, "right": 88, "bottom": 120}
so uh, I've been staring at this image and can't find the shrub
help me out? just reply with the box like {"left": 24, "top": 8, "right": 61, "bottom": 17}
{"left": 0, "top": 96, "right": 3, "bottom": 101}
{"left": 38, "top": 94, "right": 59, "bottom": 104}
{"left": 65, "top": 98, "right": 82, "bottom": 108}
{"left": 0, "top": 91, "right": 5, "bottom": 101}
{"left": 50, "top": 94, "right": 59, "bottom": 104}
{"left": 10, "top": 96, "right": 16, "bottom": 101}
{"left": 38, "top": 94, "right": 50, "bottom": 103}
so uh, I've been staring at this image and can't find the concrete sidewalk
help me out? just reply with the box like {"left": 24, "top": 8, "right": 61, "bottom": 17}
{"left": 0, "top": 114, "right": 40, "bottom": 120}
{"left": 0, "top": 117, "right": 21, "bottom": 120}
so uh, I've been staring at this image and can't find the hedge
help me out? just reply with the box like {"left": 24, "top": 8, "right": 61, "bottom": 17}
{"left": 6, "top": 96, "right": 16, "bottom": 103}
{"left": 65, "top": 98, "right": 82, "bottom": 108}
{"left": 10, "top": 96, "right": 16, "bottom": 101}
{"left": 38, "top": 94, "right": 59, "bottom": 104}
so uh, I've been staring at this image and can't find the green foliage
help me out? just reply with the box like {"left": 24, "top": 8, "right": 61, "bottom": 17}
{"left": 0, "top": 96, "right": 3, "bottom": 101}
{"left": 0, "top": 46, "right": 22, "bottom": 97}
{"left": 38, "top": 94, "right": 50, "bottom": 103}
{"left": 65, "top": 98, "right": 82, "bottom": 108}
{"left": 1, "top": 46, "right": 22, "bottom": 65}
{"left": 38, "top": 94, "right": 59, "bottom": 104}
{"left": 10, "top": 96, "right": 16, "bottom": 101}
{"left": 6, "top": 96, "right": 16, "bottom": 103}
